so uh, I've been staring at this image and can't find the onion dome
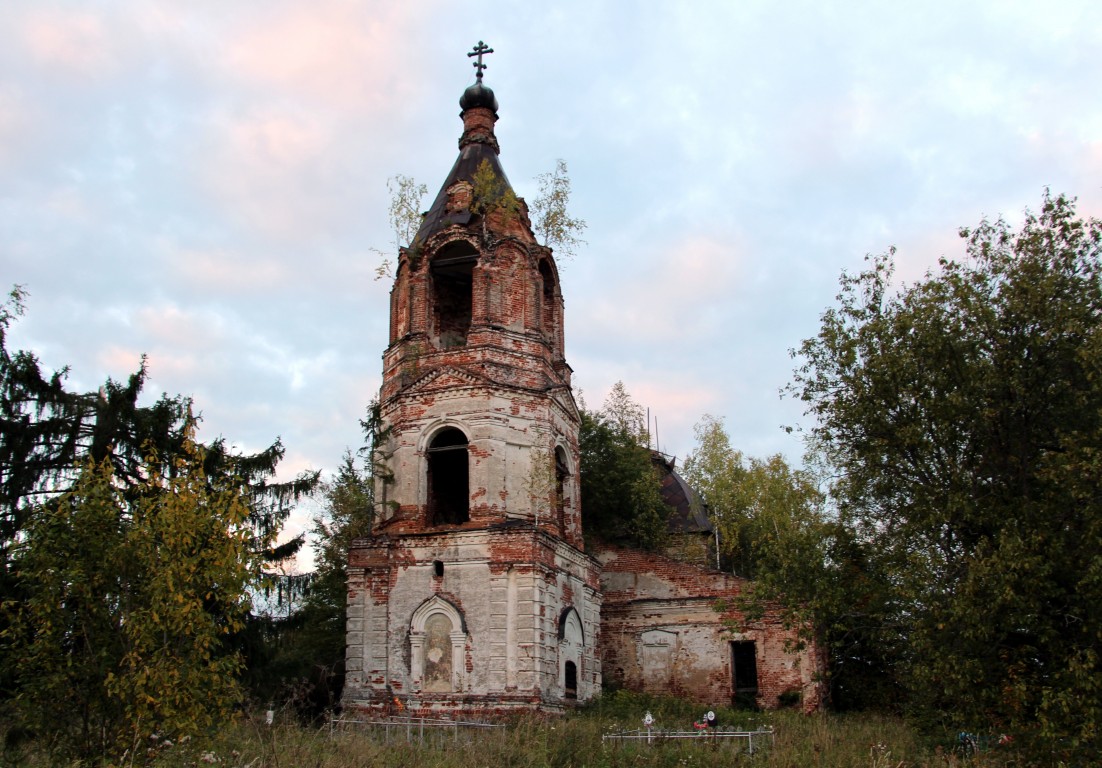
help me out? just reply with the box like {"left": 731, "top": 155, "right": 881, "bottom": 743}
{"left": 460, "top": 81, "right": 499, "bottom": 113}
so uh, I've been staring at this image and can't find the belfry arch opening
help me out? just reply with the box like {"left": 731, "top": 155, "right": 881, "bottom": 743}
{"left": 431, "top": 241, "right": 477, "bottom": 348}
{"left": 555, "top": 446, "right": 569, "bottom": 533}
{"left": 538, "top": 259, "right": 559, "bottom": 342}
{"left": 427, "top": 427, "right": 469, "bottom": 525}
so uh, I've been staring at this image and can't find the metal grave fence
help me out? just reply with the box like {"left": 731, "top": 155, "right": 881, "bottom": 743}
{"left": 329, "top": 715, "right": 505, "bottom": 746}
{"left": 602, "top": 726, "right": 775, "bottom": 755}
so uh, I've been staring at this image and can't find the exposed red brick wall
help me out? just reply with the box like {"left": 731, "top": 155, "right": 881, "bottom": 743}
{"left": 597, "top": 544, "right": 824, "bottom": 712}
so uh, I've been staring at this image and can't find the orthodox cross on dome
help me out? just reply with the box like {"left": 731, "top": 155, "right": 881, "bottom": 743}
{"left": 468, "top": 41, "right": 493, "bottom": 81}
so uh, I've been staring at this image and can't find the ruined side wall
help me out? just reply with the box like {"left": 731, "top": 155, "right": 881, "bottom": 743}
{"left": 596, "top": 546, "right": 824, "bottom": 712}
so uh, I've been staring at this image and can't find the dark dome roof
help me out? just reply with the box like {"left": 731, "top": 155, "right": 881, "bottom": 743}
{"left": 652, "top": 452, "right": 713, "bottom": 534}
{"left": 459, "top": 81, "right": 498, "bottom": 113}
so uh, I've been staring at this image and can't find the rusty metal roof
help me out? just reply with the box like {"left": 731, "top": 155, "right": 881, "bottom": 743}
{"left": 412, "top": 130, "right": 513, "bottom": 246}
{"left": 652, "top": 452, "right": 713, "bottom": 534}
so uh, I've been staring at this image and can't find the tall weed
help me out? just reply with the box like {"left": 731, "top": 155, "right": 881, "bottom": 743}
{"left": 2, "top": 697, "right": 1020, "bottom": 767}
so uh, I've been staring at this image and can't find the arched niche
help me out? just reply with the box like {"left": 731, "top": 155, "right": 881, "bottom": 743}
{"left": 558, "top": 606, "right": 584, "bottom": 700}
{"left": 409, "top": 596, "right": 468, "bottom": 693}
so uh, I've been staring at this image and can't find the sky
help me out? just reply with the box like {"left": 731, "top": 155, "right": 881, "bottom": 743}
{"left": 3, "top": 1, "right": 1101, "bottom": 567}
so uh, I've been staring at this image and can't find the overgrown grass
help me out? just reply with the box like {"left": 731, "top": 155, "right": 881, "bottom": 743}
{"left": 2, "top": 692, "right": 1019, "bottom": 767}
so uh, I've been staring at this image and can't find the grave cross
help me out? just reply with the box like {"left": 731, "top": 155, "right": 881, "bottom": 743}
{"left": 468, "top": 41, "right": 493, "bottom": 81}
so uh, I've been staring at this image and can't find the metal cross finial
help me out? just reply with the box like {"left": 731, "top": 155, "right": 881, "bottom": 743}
{"left": 468, "top": 41, "right": 493, "bottom": 81}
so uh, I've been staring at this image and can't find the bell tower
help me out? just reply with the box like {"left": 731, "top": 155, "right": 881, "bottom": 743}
{"left": 344, "top": 44, "right": 601, "bottom": 714}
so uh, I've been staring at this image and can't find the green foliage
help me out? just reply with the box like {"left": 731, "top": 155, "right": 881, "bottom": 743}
{"left": 387, "top": 174, "right": 428, "bottom": 248}
{"left": 683, "top": 415, "right": 829, "bottom": 581}
{"left": 375, "top": 175, "right": 428, "bottom": 280}
{"left": 681, "top": 415, "right": 747, "bottom": 570}
{"left": 531, "top": 158, "right": 587, "bottom": 259}
{"left": 1, "top": 286, "right": 85, "bottom": 584}
{"left": 580, "top": 383, "right": 669, "bottom": 550}
{"left": 5, "top": 419, "right": 260, "bottom": 763}
{"left": 0, "top": 290, "right": 316, "bottom": 757}
{"left": 793, "top": 191, "right": 1102, "bottom": 758}
{"left": 299, "top": 446, "right": 375, "bottom": 667}
{"left": 680, "top": 416, "right": 895, "bottom": 708}
{"left": 601, "top": 380, "right": 648, "bottom": 444}
{"left": 470, "top": 159, "right": 520, "bottom": 233}
{"left": 4, "top": 459, "right": 127, "bottom": 760}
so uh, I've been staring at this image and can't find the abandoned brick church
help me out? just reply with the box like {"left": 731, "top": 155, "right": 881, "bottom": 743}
{"left": 342, "top": 47, "right": 824, "bottom": 716}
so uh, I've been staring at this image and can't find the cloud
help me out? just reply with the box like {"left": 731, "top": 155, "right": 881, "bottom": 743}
{"left": 171, "top": 247, "right": 289, "bottom": 294}
{"left": 0, "top": 84, "right": 37, "bottom": 172}
{"left": 20, "top": 10, "right": 118, "bottom": 77}
{"left": 196, "top": 109, "right": 337, "bottom": 239}
{"left": 571, "top": 234, "right": 747, "bottom": 350}
{"left": 220, "top": 1, "right": 438, "bottom": 112}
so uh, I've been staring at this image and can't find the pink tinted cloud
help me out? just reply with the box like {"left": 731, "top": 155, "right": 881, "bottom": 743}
{"left": 97, "top": 344, "right": 154, "bottom": 378}
{"left": 576, "top": 234, "right": 745, "bottom": 344}
{"left": 172, "top": 247, "right": 289, "bottom": 294}
{"left": 221, "top": 1, "right": 438, "bottom": 111}
{"left": 199, "top": 109, "right": 337, "bottom": 239}
{"left": 129, "top": 304, "right": 228, "bottom": 356}
{"left": 21, "top": 10, "right": 119, "bottom": 77}
{"left": 586, "top": 376, "right": 722, "bottom": 458}
{"left": 225, "top": 114, "right": 328, "bottom": 168}
{"left": 0, "top": 84, "right": 37, "bottom": 170}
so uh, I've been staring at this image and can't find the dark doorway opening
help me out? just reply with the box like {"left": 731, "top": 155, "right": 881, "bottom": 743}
{"left": 427, "top": 428, "right": 469, "bottom": 525}
{"left": 564, "top": 661, "right": 577, "bottom": 699}
{"left": 731, "top": 641, "right": 759, "bottom": 709}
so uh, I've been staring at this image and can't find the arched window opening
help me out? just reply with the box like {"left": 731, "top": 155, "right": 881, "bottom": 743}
{"left": 427, "top": 427, "right": 469, "bottom": 525}
{"left": 538, "top": 260, "right": 557, "bottom": 337}
{"left": 431, "top": 241, "right": 477, "bottom": 348}
{"left": 554, "top": 447, "right": 569, "bottom": 534}
{"left": 564, "top": 660, "right": 578, "bottom": 699}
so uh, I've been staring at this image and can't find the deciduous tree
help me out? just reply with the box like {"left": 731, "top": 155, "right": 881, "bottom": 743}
{"left": 7, "top": 419, "right": 262, "bottom": 763}
{"left": 681, "top": 415, "right": 747, "bottom": 570}
{"left": 531, "top": 158, "right": 587, "bottom": 259}
{"left": 374, "top": 175, "right": 428, "bottom": 280}
{"left": 792, "top": 192, "right": 1102, "bottom": 758}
